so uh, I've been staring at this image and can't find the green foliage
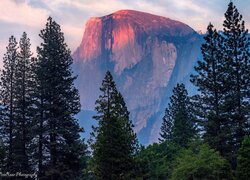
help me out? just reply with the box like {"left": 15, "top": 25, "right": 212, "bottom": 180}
{"left": 160, "top": 83, "right": 196, "bottom": 147}
{"left": 171, "top": 141, "right": 233, "bottom": 180}
{"left": 236, "top": 136, "right": 250, "bottom": 179}
{"left": 136, "top": 142, "right": 181, "bottom": 179}
{"left": 92, "top": 71, "right": 138, "bottom": 179}
{"left": 82, "top": 154, "right": 96, "bottom": 180}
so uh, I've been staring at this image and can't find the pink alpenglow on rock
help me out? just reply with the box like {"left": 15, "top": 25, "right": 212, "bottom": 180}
{"left": 73, "top": 10, "right": 202, "bottom": 144}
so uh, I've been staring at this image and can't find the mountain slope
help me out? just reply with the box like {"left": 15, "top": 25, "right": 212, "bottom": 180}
{"left": 73, "top": 10, "right": 202, "bottom": 144}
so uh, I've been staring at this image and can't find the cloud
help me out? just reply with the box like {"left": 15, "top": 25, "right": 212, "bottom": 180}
{"left": 0, "top": 0, "right": 49, "bottom": 27}
{"left": 28, "top": 0, "right": 51, "bottom": 10}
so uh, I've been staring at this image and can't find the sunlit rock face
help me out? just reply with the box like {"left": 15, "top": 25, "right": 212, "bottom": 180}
{"left": 73, "top": 10, "right": 202, "bottom": 144}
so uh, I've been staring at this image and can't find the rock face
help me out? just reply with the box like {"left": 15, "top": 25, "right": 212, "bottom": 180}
{"left": 73, "top": 10, "right": 202, "bottom": 144}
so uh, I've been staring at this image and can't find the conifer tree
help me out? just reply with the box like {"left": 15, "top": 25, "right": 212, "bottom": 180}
{"left": 159, "top": 108, "right": 172, "bottom": 142}
{"left": 92, "top": 71, "right": 138, "bottom": 179}
{"left": 12, "top": 32, "right": 34, "bottom": 173}
{"left": 191, "top": 2, "right": 249, "bottom": 168}
{"left": 190, "top": 24, "right": 228, "bottom": 155}
{"left": 35, "top": 17, "right": 85, "bottom": 179}
{"left": 0, "top": 36, "right": 18, "bottom": 172}
{"left": 222, "top": 2, "right": 250, "bottom": 167}
{"left": 160, "top": 83, "right": 196, "bottom": 147}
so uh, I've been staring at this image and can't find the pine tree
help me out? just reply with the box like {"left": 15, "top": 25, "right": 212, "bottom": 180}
{"left": 35, "top": 17, "right": 85, "bottom": 179}
{"left": 222, "top": 2, "right": 250, "bottom": 168}
{"left": 190, "top": 24, "right": 229, "bottom": 155}
{"left": 236, "top": 136, "right": 250, "bottom": 179}
{"left": 159, "top": 108, "right": 173, "bottom": 142}
{"left": 32, "top": 43, "right": 48, "bottom": 178}
{"left": 92, "top": 71, "right": 138, "bottom": 179}
{"left": 160, "top": 83, "right": 196, "bottom": 147}
{"left": 12, "top": 32, "right": 34, "bottom": 173}
{"left": 191, "top": 2, "right": 249, "bottom": 169}
{"left": 0, "top": 36, "right": 18, "bottom": 172}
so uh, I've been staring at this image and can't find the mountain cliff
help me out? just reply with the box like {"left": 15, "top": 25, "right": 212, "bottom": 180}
{"left": 73, "top": 10, "right": 202, "bottom": 144}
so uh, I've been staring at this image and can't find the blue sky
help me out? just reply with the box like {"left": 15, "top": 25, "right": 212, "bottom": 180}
{"left": 0, "top": 0, "right": 249, "bottom": 66}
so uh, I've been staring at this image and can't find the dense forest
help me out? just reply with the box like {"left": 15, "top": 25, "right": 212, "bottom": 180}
{"left": 0, "top": 2, "right": 249, "bottom": 180}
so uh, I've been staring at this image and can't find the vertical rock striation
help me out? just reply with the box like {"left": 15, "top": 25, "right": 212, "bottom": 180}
{"left": 73, "top": 10, "right": 202, "bottom": 144}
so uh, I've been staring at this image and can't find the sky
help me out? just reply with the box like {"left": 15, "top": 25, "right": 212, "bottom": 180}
{"left": 0, "top": 0, "right": 249, "bottom": 66}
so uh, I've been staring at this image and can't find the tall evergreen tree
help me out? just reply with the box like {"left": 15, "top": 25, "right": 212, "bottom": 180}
{"left": 92, "top": 71, "right": 138, "bottom": 179}
{"left": 222, "top": 2, "right": 250, "bottom": 167}
{"left": 191, "top": 2, "right": 249, "bottom": 168}
{"left": 12, "top": 32, "right": 34, "bottom": 173}
{"left": 0, "top": 36, "right": 18, "bottom": 172}
{"left": 160, "top": 83, "right": 196, "bottom": 147}
{"left": 159, "top": 108, "right": 173, "bottom": 142}
{"left": 190, "top": 24, "right": 228, "bottom": 155}
{"left": 34, "top": 17, "right": 85, "bottom": 179}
